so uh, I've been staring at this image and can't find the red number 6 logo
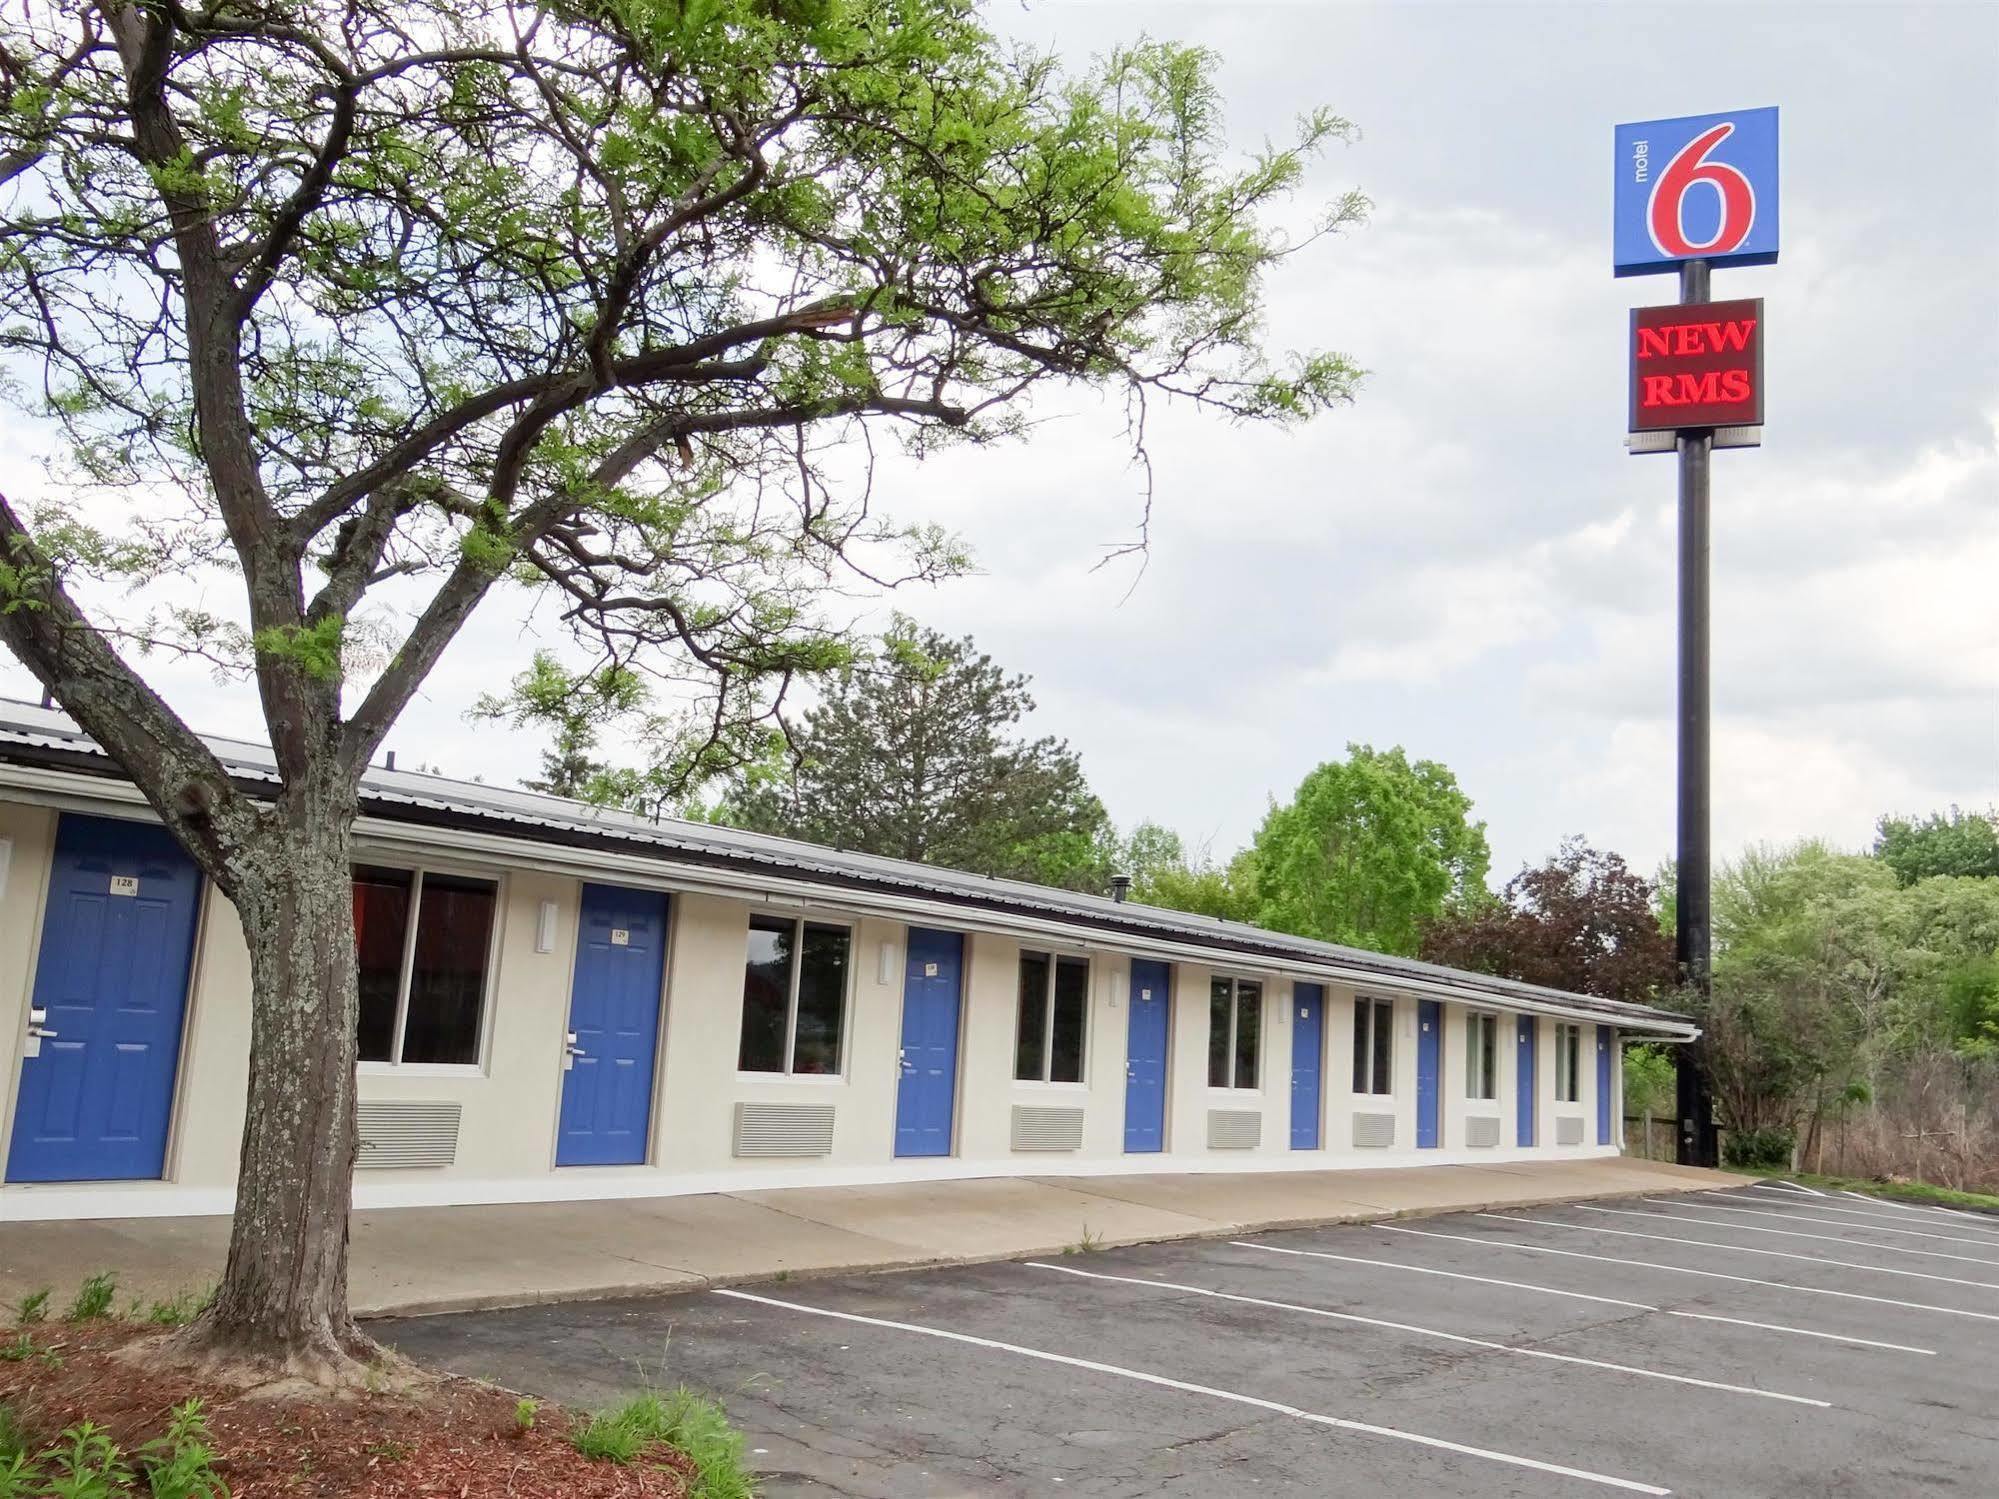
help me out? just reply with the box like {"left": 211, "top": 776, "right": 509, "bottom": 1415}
{"left": 1648, "top": 122, "right": 1756, "bottom": 258}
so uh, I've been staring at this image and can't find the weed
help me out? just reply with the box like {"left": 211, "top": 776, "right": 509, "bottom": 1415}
{"left": 0, "top": 1334, "right": 56, "bottom": 1370}
{"left": 1063, "top": 1224, "right": 1105, "bottom": 1255}
{"left": 143, "top": 1289, "right": 212, "bottom": 1330}
{"left": 63, "top": 1274, "right": 117, "bottom": 1324}
{"left": 0, "top": 1453, "right": 43, "bottom": 1499}
{"left": 0, "top": 1403, "right": 31, "bottom": 1461}
{"left": 362, "top": 1438, "right": 412, "bottom": 1462}
{"left": 573, "top": 1389, "right": 756, "bottom": 1497}
{"left": 772, "top": 1269, "right": 790, "bottom": 1283}
{"left": 513, "top": 1398, "right": 539, "bottom": 1434}
{"left": 43, "top": 1421, "right": 132, "bottom": 1499}
{"left": 137, "top": 1401, "right": 228, "bottom": 1499}
{"left": 12, "top": 1290, "right": 48, "bottom": 1326}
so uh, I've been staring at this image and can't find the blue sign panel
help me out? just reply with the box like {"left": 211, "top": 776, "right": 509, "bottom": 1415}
{"left": 1614, "top": 108, "right": 1779, "bottom": 276}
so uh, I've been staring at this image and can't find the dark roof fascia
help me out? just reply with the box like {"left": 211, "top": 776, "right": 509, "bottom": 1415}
{"left": 0, "top": 723, "right": 1699, "bottom": 1038}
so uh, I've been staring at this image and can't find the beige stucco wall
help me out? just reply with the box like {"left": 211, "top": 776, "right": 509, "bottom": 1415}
{"left": 0, "top": 795, "right": 1629, "bottom": 1218}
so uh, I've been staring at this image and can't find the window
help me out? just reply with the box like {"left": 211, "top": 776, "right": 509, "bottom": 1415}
{"left": 1465, "top": 1012, "right": 1499, "bottom": 1101}
{"left": 1352, "top": 997, "right": 1394, "bottom": 1096}
{"left": 1555, "top": 1022, "right": 1582, "bottom": 1103}
{"left": 1015, "top": 952, "right": 1089, "bottom": 1083}
{"left": 353, "top": 865, "right": 497, "bottom": 1066}
{"left": 739, "top": 916, "right": 851, "bottom": 1074}
{"left": 1207, "top": 977, "right": 1262, "bottom": 1089}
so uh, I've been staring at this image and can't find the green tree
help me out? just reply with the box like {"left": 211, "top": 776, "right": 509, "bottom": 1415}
{"left": 1111, "top": 821, "right": 1246, "bottom": 919}
{"left": 1875, "top": 808, "right": 1999, "bottom": 885}
{"left": 0, "top": 0, "right": 1361, "bottom": 1372}
{"left": 1238, "top": 745, "right": 1489, "bottom": 955}
{"left": 723, "top": 618, "right": 1113, "bottom": 890}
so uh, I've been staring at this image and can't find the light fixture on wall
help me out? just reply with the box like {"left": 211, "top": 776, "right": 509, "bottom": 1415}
{"left": 535, "top": 898, "right": 559, "bottom": 954}
{"left": 878, "top": 940, "right": 897, "bottom": 985}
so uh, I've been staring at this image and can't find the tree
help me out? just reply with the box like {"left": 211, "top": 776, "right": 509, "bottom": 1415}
{"left": 1112, "top": 820, "right": 1246, "bottom": 919}
{"left": 724, "top": 617, "right": 1113, "bottom": 889}
{"left": 1237, "top": 745, "right": 1489, "bottom": 955}
{"left": 1875, "top": 807, "right": 1999, "bottom": 885}
{"left": 0, "top": 0, "right": 1362, "bottom": 1373}
{"left": 1418, "top": 837, "right": 1673, "bottom": 1005}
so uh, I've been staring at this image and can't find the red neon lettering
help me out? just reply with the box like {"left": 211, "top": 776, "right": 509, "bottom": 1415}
{"left": 1637, "top": 327, "right": 1673, "bottom": 359}
{"left": 1641, "top": 374, "right": 1678, "bottom": 407}
{"left": 1711, "top": 318, "right": 1756, "bottom": 352}
{"left": 1719, "top": 369, "right": 1751, "bottom": 402}
{"left": 1671, "top": 324, "right": 1705, "bottom": 355}
{"left": 1673, "top": 372, "right": 1723, "bottom": 404}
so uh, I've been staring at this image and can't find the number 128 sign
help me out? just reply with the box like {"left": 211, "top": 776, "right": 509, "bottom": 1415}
{"left": 1614, "top": 108, "right": 1779, "bottom": 276}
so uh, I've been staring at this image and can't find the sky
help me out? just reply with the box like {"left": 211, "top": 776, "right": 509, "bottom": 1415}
{"left": 2, "top": 0, "right": 1994, "bottom": 885}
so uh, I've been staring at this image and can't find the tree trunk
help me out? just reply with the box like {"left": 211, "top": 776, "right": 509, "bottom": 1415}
{"left": 184, "top": 797, "right": 372, "bottom": 1377}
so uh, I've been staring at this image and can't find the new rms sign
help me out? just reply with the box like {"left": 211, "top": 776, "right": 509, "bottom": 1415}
{"left": 1629, "top": 298, "right": 1763, "bottom": 432}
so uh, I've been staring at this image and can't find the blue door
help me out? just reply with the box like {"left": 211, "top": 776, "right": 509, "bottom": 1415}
{"left": 1415, "top": 999, "right": 1442, "bottom": 1149}
{"left": 556, "top": 884, "right": 668, "bottom": 1167}
{"left": 1124, "top": 960, "right": 1170, "bottom": 1152}
{"left": 7, "top": 815, "right": 201, "bottom": 1183}
{"left": 1290, "top": 983, "right": 1324, "bottom": 1150}
{"left": 1597, "top": 1025, "right": 1616, "bottom": 1146}
{"left": 895, "top": 929, "right": 963, "bottom": 1158}
{"left": 1516, "top": 1014, "right": 1538, "bottom": 1147}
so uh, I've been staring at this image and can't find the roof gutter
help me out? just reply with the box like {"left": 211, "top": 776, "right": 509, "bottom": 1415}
{"left": 0, "top": 759, "right": 1701, "bottom": 1041}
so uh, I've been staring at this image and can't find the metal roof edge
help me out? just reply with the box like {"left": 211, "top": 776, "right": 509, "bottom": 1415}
{"left": 0, "top": 710, "right": 1701, "bottom": 1040}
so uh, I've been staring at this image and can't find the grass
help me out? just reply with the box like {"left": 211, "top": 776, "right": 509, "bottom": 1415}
{"left": 63, "top": 1274, "right": 117, "bottom": 1324}
{"left": 1062, "top": 1223, "right": 1106, "bottom": 1255}
{"left": 571, "top": 1389, "right": 756, "bottom": 1498}
{"left": 1788, "top": 1173, "right": 1999, "bottom": 1213}
{"left": 142, "top": 1288, "right": 214, "bottom": 1329}
{"left": 12, "top": 1291, "right": 48, "bottom": 1327}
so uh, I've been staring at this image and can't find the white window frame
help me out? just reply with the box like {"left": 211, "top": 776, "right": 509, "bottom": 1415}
{"left": 1015, "top": 949, "right": 1091, "bottom": 1086}
{"left": 1352, "top": 996, "right": 1396, "bottom": 1097}
{"left": 1555, "top": 1022, "right": 1582, "bottom": 1103}
{"left": 1208, "top": 975, "right": 1263, "bottom": 1091}
{"left": 1465, "top": 1010, "right": 1499, "bottom": 1101}
{"left": 738, "top": 913, "right": 855, "bottom": 1079}
{"left": 355, "top": 863, "right": 503, "bottom": 1074}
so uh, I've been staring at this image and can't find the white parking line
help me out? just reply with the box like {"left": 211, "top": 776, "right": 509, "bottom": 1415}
{"left": 1023, "top": 1260, "right": 1830, "bottom": 1408}
{"left": 1686, "top": 1196, "right": 1999, "bottom": 1250}
{"left": 1612, "top": 1201, "right": 1999, "bottom": 1266}
{"left": 1723, "top": 1190, "right": 1999, "bottom": 1232}
{"left": 1834, "top": 1191, "right": 1994, "bottom": 1224}
{"left": 1489, "top": 1212, "right": 1999, "bottom": 1293}
{"left": 712, "top": 1287, "right": 1673, "bottom": 1495}
{"left": 1376, "top": 1223, "right": 1999, "bottom": 1324}
{"left": 1229, "top": 1240, "right": 1935, "bottom": 1355}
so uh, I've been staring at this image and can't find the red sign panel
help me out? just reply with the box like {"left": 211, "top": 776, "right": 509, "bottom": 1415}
{"left": 1628, "top": 297, "right": 1764, "bottom": 432}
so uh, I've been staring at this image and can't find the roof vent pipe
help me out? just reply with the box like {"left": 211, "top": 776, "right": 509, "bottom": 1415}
{"left": 1109, "top": 873, "right": 1132, "bottom": 903}
{"left": 385, "top": 750, "right": 396, "bottom": 771}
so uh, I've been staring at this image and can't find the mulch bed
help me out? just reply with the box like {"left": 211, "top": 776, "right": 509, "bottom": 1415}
{"left": 0, "top": 1322, "right": 695, "bottom": 1497}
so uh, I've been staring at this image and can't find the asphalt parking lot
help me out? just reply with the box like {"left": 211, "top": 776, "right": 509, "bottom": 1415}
{"left": 379, "top": 1182, "right": 1999, "bottom": 1497}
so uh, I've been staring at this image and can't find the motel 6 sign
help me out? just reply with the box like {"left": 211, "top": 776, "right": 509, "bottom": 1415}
{"left": 1614, "top": 108, "right": 1779, "bottom": 276}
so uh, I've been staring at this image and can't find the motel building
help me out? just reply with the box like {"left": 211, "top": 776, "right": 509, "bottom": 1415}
{"left": 0, "top": 702, "right": 1697, "bottom": 1222}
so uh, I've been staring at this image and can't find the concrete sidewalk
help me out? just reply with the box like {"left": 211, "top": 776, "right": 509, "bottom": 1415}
{"left": 0, "top": 1157, "right": 1741, "bottom": 1318}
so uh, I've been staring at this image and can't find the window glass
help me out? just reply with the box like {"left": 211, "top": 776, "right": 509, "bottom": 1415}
{"left": 400, "top": 873, "right": 496, "bottom": 1064}
{"left": 1233, "top": 981, "right": 1261, "bottom": 1090}
{"left": 792, "top": 923, "right": 849, "bottom": 1074}
{"left": 739, "top": 916, "right": 792, "bottom": 1073}
{"left": 1050, "top": 956, "right": 1089, "bottom": 1083}
{"left": 1352, "top": 998, "right": 1370, "bottom": 1093}
{"left": 1015, "top": 952, "right": 1051, "bottom": 1081}
{"left": 1208, "top": 978, "right": 1233, "bottom": 1088}
{"left": 1371, "top": 999, "right": 1393, "bottom": 1095}
{"left": 353, "top": 867, "right": 412, "bottom": 1063}
{"left": 1466, "top": 1013, "right": 1498, "bottom": 1101}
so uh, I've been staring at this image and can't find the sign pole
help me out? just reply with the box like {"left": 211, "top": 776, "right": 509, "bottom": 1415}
{"left": 1674, "top": 255, "right": 1720, "bottom": 1170}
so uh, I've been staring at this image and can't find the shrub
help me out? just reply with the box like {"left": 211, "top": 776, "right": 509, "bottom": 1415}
{"left": 1723, "top": 1126, "right": 1796, "bottom": 1170}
